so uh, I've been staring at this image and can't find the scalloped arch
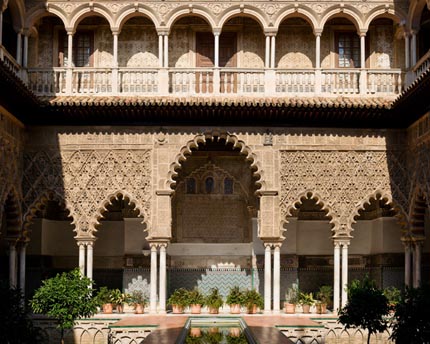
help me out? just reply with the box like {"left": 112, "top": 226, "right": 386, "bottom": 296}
{"left": 166, "top": 132, "right": 265, "bottom": 191}
{"left": 25, "top": 6, "right": 69, "bottom": 30}
{"left": 6, "top": 0, "right": 25, "bottom": 31}
{"left": 165, "top": 5, "right": 217, "bottom": 31}
{"left": 408, "top": 0, "right": 428, "bottom": 30}
{"left": 90, "top": 190, "right": 149, "bottom": 235}
{"left": 281, "top": 190, "right": 337, "bottom": 237}
{"left": 218, "top": 5, "right": 269, "bottom": 30}
{"left": 407, "top": 187, "right": 428, "bottom": 240}
{"left": 273, "top": 5, "right": 318, "bottom": 32}
{"left": 69, "top": 4, "right": 115, "bottom": 32}
{"left": 22, "top": 190, "right": 75, "bottom": 232}
{"left": 349, "top": 189, "right": 408, "bottom": 235}
{"left": 320, "top": 5, "right": 364, "bottom": 32}
{"left": 364, "top": 5, "right": 405, "bottom": 30}
{"left": 1, "top": 186, "right": 22, "bottom": 237}
{"left": 114, "top": 5, "right": 161, "bottom": 31}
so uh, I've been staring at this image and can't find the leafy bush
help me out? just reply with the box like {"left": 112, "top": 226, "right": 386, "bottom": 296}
{"left": 285, "top": 283, "right": 299, "bottom": 304}
{"left": 338, "top": 277, "right": 389, "bottom": 344}
{"left": 187, "top": 288, "right": 205, "bottom": 306}
{"left": 242, "top": 289, "right": 263, "bottom": 309}
{"left": 168, "top": 288, "right": 189, "bottom": 307}
{"left": 226, "top": 286, "right": 244, "bottom": 306}
{"left": 0, "top": 281, "right": 44, "bottom": 344}
{"left": 204, "top": 288, "right": 224, "bottom": 309}
{"left": 30, "top": 269, "right": 98, "bottom": 343}
{"left": 390, "top": 285, "right": 430, "bottom": 344}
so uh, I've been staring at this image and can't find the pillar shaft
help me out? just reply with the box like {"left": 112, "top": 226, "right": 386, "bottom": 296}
{"left": 341, "top": 243, "right": 349, "bottom": 308}
{"left": 413, "top": 242, "right": 422, "bottom": 288}
{"left": 150, "top": 244, "right": 158, "bottom": 313}
{"left": 113, "top": 33, "right": 118, "bottom": 67}
{"left": 214, "top": 33, "right": 219, "bottom": 68}
{"left": 67, "top": 33, "right": 73, "bottom": 67}
{"left": 273, "top": 244, "right": 281, "bottom": 313}
{"left": 411, "top": 32, "right": 417, "bottom": 66}
{"left": 360, "top": 34, "right": 366, "bottom": 68}
{"left": 19, "top": 244, "right": 27, "bottom": 295}
{"left": 265, "top": 35, "right": 270, "bottom": 68}
{"left": 16, "top": 32, "right": 22, "bottom": 65}
{"left": 163, "top": 35, "right": 168, "bottom": 68}
{"left": 404, "top": 241, "right": 412, "bottom": 287}
{"left": 270, "top": 36, "right": 276, "bottom": 69}
{"left": 9, "top": 243, "right": 17, "bottom": 288}
{"left": 333, "top": 242, "right": 340, "bottom": 312}
{"left": 159, "top": 244, "right": 167, "bottom": 313}
{"left": 23, "top": 35, "right": 28, "bottom": 68}
{"left": 404, "top": 34, "right": 410, "bottom": 69}
{"left": 264, "top": 244, "right": 272, "bottom": 313}
{"left": 86, "top": 243, "right": 93, "bottom": 280}
{"left": 315, "top": 34, "right": 321, "bottom": 69}
{"left": 78, "top": 242, "right": 86, "bottom": 275}
{"left": 158, "top": 34, "right": 163, "bottom": 68}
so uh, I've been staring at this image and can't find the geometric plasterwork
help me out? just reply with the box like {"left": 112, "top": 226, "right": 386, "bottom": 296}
{"left": 279, "top": 150, "right": 409, "bottom": 238}
{"left": 22, "top": 149, "right": 152, "bottom": 237}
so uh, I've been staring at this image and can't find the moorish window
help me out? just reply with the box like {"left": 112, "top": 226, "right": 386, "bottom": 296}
{"left": 186, "top": 178, "right": 196, "bottom": 194}
{"left": 205, "top": 177, "right": 214, "bottom": 194}
{"left": 224, "top": 178, "right": 234, "bottom": 194}
{"left": 59, "top": 31, "right": 94, "bottom": 67}
{"left": 336, "top": 32, "right": 360, "bottom": 68}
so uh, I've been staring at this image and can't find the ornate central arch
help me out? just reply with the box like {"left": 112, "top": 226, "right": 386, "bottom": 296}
{"left": 166, "top": 131, "right": 265, "bottom": 191}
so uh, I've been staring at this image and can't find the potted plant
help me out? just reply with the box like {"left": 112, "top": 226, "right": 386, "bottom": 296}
{"left": 226, "top": 286, "right": 244, "bottom": 314}
{"left": 284, "top": 284, "right": 299, "bottom": 314}
{"left": 96, "top": 286, "right": 114, "bottom": 314}
{"left": 168, "top": 288, "right": 188, "bottom": 314}
{"left": 299, "top": 291, "right": 314, "bottom": 314}
{"left": 187, "top": 288, "right": 205, "bottom": 314}
{"left": 128, "top": 290, "right": 147, "bottom": 314}
{"left": 204, "top": 288, "right": 224, "bottom": 314}
{"left": 242, "top": 289, "right": 263, "bottom": 314}
{"left": 110, "top": 288, "right": 127, "bottom": 313}
{"left": 316, "top": 285, "right": 332, "bottom": 314}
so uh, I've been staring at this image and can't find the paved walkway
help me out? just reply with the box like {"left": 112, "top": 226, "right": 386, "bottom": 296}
{"left": 111, "top": 313, "right": 334, "bottom": 343}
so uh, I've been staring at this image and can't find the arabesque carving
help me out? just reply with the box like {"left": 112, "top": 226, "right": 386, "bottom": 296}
{"left": 22, "top": 149, "right": 152, "bottom": 236}
{"left": 280, "top": 150, "right": 409, "bottom": 237}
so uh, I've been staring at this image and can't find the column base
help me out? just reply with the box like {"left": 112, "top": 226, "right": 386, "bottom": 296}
{"left": 272, "top": 309, "right": 281, "bottom": 315}
{"left": 158, "top": 310, "right": 167, "bottom": 315}
{"left": 263, "top": 309, "right": 272, "bottom": 314}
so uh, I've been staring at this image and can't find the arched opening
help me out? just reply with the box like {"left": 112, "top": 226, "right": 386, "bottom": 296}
{"left": 118, "top": 16, "right": 158, "bottom": 93}
{"left": 95, "top": 194, "right": 148, "bottom": 291}
{"left": 350, "top": 197, "right": 403, "bottom": 288}
{"left": 284, "top": 194, "right": 333, "bottom": 298}
{"left": 418, "top": 6, "right": 430, "bottom": 61}
{"left": 2, "top": 8, "right": 18, "bottom": 60}
{"left": 25, "top": 198, "right": 74, "bottom": 295}
{"left": 169, "top": 136, "right": 260, "bottom": 296}
{"left": 277, "top": 17, "right": 315, "bottom": 68}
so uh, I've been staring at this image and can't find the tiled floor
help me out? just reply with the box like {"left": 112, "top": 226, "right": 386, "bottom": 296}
{"left": 112, "top": 313, "right": 334, "bottom": 343}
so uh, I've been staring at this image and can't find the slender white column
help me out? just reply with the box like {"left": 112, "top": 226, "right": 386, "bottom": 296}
{"left": 67, "top": 33, "right": 73, "bottom": 67}
{"left": 404, "top": 240, "right": 412, "bottom": 287}
{"left": 341, "top": 242, "right": 349, "bottom": 308}
{"left": 159, "top": 243, "right": 167, "bottom": 313}
{"left": 315, "top": 34, "right": 321, "bottom": 69}
{"left": 333, "top": 242, "right": 341, "bottom": 312}
{"left": 113, "top": 33, "right": 118, "bottom": 67}
{"left": 273, "top": 244, "right": 281, "bottom": 313}
{"left": 23, "top": 34, "right": 28, "bottom": 67}
{"left": 411, "top": 31, "right": 417, "bottom": 66}
{"left": 16, "top": 31, "right": 22, "bottom": 65}
{"left": 9, "top": 242, "right": 17, "bottom": 288}
{"left": 163, "top": 35, "right": 168, "bottom": 68}
{"left": 150, "top": 243, "right": 158, "bottom": 313}
{"left": 0, "top": 11, "right": 3, "bottom": 47}
{"left": 86, "top": 242, "right": 93, "bottom": 281}
{"left": 264, "top": 243, "right": 272, "bottom": 313}
{"left": 413, "top": 241, "right": 422, "bottom": 288}
{"left": 404, "top": 33, "right": 410, "bottom": 69}
{"left": 265, "top": 35, "right": 270, "bottom": 68}
{"left": 270, "top": 36, "right": 276, "bottom": 69}
{"left": 360, "top": 33, "right": 366, "bottom": 68}
{"left": 214, "top": 32, "right": 220, "bottom": 68}
{"left": 158, "top": 34, "right": 163, "bottom": 67}
{"left": 19, "top": 243, "right": 27, "bottom": 296}
{"left": 78, "top": 242, "right": 86, "bottom": 275}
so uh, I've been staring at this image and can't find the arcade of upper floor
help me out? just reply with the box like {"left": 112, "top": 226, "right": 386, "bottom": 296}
{"left": 0, "top": 0, "right": 429, "bottom": 99}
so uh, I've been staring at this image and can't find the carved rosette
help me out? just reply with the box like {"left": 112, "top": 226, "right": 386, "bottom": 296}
{"left": 22, "top": 149, "right": 152, "bottom": 236}
{"left": 279, "top": 150, "right": 409, "bottom": 236}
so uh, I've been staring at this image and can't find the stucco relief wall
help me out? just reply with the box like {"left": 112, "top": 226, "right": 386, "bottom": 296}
{"left": 94, "top": 26, "right": 113, "bottom": 67}
{"left": 240, "top": 27, "right": 265, "bottom": 68}
{"left": 33, "top": 22, "right": 54, "bottom": 68}
{"left": 169, "top": 27, "right": 191, "bottom": 68}
{"left": 370, "top": 25, "right": 395, "bottom": 68}
{"left": 320, "top": 31, "right": 331, "bottom": 68}
{"left": 277, "top": 25, "right": 315, "bottom": 68}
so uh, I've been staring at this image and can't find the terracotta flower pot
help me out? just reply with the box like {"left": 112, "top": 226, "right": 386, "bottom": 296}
{"left": 102, "top": 303, "right": 113, "bottom": 314}
{"left": 116, "top": 304, "right": 124, "bottom": 314}
{"left": 247, "top": 304, "right": 258, "bottom": 314}
{"left": 302, "top": 304, "right": 311, "bottom": 314}
{"left": 317, "top": 303, "right": 327, "bottom": 314}
{"left": 229, "top": 304, "right": 241, "bottom": 314}
{"left": 284, "top": 302, "right": 296, "bottom": 314}
{"left": 190, "top": 304, "right": 202, "bottom": 314}
{"left": 172, "top": 304, "right": 184, "bottom": 314}
{"left": 134, "top": 304, "right": 144, "bottom": 314}
{"left": 208, "top": 306, "right": 219, "bottom": 314}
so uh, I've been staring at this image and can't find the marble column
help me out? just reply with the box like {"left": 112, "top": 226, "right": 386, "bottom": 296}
{"left": 360, "top": 33, "right": 366, "bottom": 68}
{"left": 86, "top": 241, "right": 93, "bottom": 281}
{"left": 23, "top": 34, "right": 28, "bottom": 68}
{"left": 159, "top": 243, "right": 167, "bottom": 314}
{"left": 265, "top": 35, "right": 270, "bottom": 68}
{"left": 163, "top": 35, "right": 168, "bottom": 68}
{"left": 404, "top": 33, "right": 410, "bottom": 69}
{"left": 404, "top": 240, "right": 412, "bottom": 287}
{"left": 19, "top": 242, "right": 27, "bottom": 295}
{"left": 158, "top": 34, "right": 163, "bottom": 67}
{"left": 315, "top": 33, "right": 321, "bottom": 69}
{"left": 66, "top": 32, "right": 74, "bottom": 94}
{"left": 341, "top": 242, "right": 349, "bottom": 308}
{"left": 411, "top": 31, "right": 417, "bottom": 66}
{"left": 16, "top": 31, "right": 22, "bottom": 65}
{"left": 78, "top": 241, "right": 86, "bottom": 275}
{"left": 333, "top": 241, "right": 341, "bottom": 312}
{"left": 273, "top": 243, "right": 281, "bottom": 313}
{"left": 270, "top": 36, "right": 276, "bottom": 69}
{"left": 149, "top": 243, "right": 158, "bottom": 313}
{"left": 0, "top": 10, "right": 3, "bottom": 48}
{"left": 264, "top": 243, "right": 272, "bottom": 313}
{"left": 112, "top": 32, "right": 119, "bottom": 93}
{"left": 413, "top": 241, "right": 422, "bottom": 288}
{"left": 9, "top": 242, "right": 17, "bottom": 288}
{"left": 214, "top": 32, "right": 220, "bottom": 68}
